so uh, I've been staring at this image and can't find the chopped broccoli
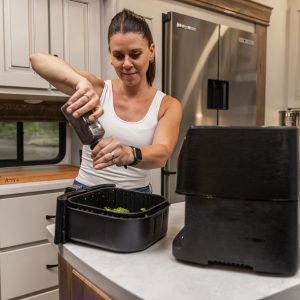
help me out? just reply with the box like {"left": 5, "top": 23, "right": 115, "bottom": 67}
{"left": 104, "top": 207, "right": 130, "bottom": 213}
{"left": 104, "top": 206, "right": 148, "bottom": 214}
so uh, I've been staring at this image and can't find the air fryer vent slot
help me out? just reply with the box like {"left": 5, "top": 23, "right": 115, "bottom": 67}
{"left": 208, "top": 260, "right": 253, "bottom": 270}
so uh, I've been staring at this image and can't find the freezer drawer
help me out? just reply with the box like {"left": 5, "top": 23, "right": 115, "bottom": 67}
{"left": 0, "top": 191, "right": 61, "bottom": 248}
{"left": 0, "top": 243, "right": 58, "bottom": 299}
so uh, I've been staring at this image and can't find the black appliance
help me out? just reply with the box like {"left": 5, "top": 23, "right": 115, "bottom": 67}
{"left": 54, "top": 184, "right": 169, "bottom": 253}
{"left": 173, "top": 126, "right": 299, "bottom": 275}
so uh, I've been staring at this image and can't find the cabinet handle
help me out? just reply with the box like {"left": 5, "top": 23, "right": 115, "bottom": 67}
{"left": 46, "top": 215, "right": 56, "bottom": 220}
{"left": 46, "top": 264, "right": 59, "bottom": 269}
{"left": 53, "top": 54, "right": 58, "bottom": 57}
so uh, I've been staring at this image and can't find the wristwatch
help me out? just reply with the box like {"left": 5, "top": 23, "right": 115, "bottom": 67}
{"left": 129, "top": 146, "right": 142, "bottom": 166}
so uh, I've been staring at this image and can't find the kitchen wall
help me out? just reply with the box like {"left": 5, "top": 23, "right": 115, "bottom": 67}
{"left": 253, "top": 0, "right": 288, "bottom": 125}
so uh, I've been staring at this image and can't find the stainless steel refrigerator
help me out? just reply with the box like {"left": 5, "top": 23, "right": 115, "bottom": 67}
{"left": 162, "top": 12, "right": 257, "bottom": 203}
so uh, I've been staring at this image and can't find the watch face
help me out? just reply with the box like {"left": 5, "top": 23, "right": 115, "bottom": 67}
{"left": 129, "top": 146, "right": 142, "bottom": 166}
{"left": 134, "top": 147, "right": 142, "bottom": 161}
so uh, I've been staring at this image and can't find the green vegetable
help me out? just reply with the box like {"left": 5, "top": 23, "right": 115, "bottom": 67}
{"left": 104, "top": 207, "right": 130, "bottom": 213}
{"left": 104, "top": 207, "right": 148, "bottom": 214}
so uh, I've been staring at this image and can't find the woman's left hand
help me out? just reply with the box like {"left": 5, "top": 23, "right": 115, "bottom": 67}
{"left": 91, "top": 136, "right": 132, "bottom": 169}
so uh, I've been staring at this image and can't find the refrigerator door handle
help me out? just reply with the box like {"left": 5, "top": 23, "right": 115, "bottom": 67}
{"left": 163, "top": 170, "right": 177, "bottom": 175}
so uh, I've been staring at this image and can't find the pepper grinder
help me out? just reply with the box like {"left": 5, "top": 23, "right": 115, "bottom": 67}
{"left": 61, "top": 102, "right": 105, "bottom": 149}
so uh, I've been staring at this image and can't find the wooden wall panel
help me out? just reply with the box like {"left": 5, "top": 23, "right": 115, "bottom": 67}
{"left": 176, "top": 0, "right": 272, "bottom": 25}
{"left": 255, "top": 24, "right": 267, "bottom": 125}
{"left": 0, "top": 100, "right": 65, "bottom": 121}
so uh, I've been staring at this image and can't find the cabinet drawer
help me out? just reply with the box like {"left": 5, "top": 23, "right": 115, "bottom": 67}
{"left": 0, "top": 243, "right": 58, "bottom": 300}
{"left": 0, "top": 191, "right": 62, "bottom": 248}
{"left": 21, "top": 289, "right": 59, "bottom": 300}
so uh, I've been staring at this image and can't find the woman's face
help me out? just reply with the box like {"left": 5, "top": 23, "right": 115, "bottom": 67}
{"left": 109, "top": 32, "right": 155, "bottom": 86}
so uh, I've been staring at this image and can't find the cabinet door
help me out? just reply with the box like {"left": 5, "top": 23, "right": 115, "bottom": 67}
{"left": 0, "top": 191, "right": 62, "bottom": 248}
{"left": 49, "top": 0, "right": 64, "bottom": 59}
{"left": 72, "top": 270, "right": 112, "bottom": 300}
{"left": 62, "top": 0, "right": 101, "bottom": 77}
{"left": 0, "top": 243, "right": 58, "bottom": 300}
{"left": 59, "top": 255, "right": 112, "bottom": 300}
{"left": 0, "top": 0, "right": 50, "bottom": 88}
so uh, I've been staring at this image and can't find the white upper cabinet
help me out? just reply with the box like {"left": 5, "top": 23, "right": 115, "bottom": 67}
{"left": 0, "top": 0, "right": 101, "bottom": 91}
{"left": 0, "top": 0, "right": 50, "bottom": 88}
{"left": 63, "top": 0, "right": 101, "bottom": 77}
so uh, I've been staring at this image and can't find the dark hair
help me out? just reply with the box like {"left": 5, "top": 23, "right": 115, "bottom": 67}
{"left": 108, "top": 9, "right": 156, "bottom": 86}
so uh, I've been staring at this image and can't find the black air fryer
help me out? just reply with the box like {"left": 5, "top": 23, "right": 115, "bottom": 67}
{"left": 173, "top": 126, "right": 299, "bottom": 275}
{"left": 55, "top": 184, "right": 170, "bottom": 253}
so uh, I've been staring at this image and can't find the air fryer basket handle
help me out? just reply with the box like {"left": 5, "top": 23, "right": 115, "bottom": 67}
{"left": 54, "top": 195, "right": 68, "bottom": 244}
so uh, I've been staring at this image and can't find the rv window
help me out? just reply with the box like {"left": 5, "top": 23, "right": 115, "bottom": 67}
{"left": 0, "top": 121, "right": 66, "bottom": 167}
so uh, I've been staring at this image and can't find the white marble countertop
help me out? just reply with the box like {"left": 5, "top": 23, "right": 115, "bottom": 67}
{"left": 47, "top": 203, "right": 300, "bottom": 300}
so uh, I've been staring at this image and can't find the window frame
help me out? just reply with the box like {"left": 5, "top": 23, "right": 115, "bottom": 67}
{"left": 0, "top": 122, "right": 66, "bottom": 167}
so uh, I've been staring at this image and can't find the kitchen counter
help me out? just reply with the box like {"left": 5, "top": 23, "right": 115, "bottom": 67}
{"left": 0, "top": 165, "right": 78, "bottom": 196}
{"left": 47, "top": 203, "right": 300, "bottom": 300}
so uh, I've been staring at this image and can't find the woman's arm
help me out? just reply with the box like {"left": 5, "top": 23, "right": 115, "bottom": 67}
{"left": 138, "top": 96, "right": 182, "bottom": 168}
{"left": 29, "top": 53, "right": 104, "bottom": 119}
{"left": 91, "top": 96, "right": 182, "bottom": 169}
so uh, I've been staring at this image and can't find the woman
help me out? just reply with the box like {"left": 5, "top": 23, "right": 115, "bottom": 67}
{"left": 30, "top": 9, "right": 182, "bottom": 193}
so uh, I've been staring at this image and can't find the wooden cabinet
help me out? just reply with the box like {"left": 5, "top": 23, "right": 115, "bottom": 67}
{"left": 0, "top": 188, "right": 64, "bottom": 300}
{"left": 0, "top": 0, "right": 101, "bottom": 95}
{"left": 59, "top": 255, "right": 112, "bottom": 300}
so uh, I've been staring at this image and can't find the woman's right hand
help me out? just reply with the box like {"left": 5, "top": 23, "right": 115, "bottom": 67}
{"left": 66, "top": 78, "right": 104, "bottom": 121}
{"left": 30, "top": 53, "right": 104, "bottom": 121}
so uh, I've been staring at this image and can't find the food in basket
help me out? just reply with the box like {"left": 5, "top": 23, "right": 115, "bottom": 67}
{"left": 104, "top": 207, "right": 148, "bottom": 214}
{"left": 104, "top": 207, "right": 130, "bottom": 213}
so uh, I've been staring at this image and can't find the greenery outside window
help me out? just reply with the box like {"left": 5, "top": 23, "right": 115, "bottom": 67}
{"left": 0, "top": 121, "right": 66, "bottom": 167}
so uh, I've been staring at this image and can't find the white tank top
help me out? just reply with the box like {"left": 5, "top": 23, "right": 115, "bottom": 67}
{"left": 76, "top": 80, "right": 166, "bottom": 189}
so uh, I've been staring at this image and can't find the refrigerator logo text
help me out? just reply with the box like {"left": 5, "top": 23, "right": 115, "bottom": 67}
{"left": 176, "top": 22, "right": 196, "bottom": 32}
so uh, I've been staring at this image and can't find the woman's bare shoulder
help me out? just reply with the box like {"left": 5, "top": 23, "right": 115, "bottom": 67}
{"left": 159, "top": 94, "right": 182, "bottom": 117}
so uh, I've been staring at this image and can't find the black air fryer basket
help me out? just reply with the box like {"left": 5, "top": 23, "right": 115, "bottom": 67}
{"left": 54, "top": 184, "right": 170, "bottom": 252}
